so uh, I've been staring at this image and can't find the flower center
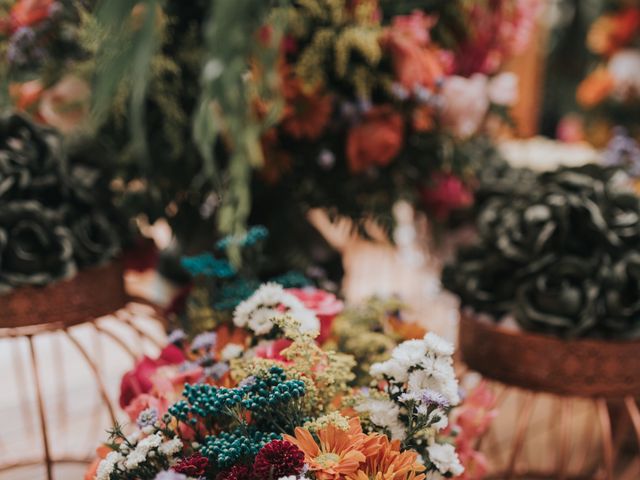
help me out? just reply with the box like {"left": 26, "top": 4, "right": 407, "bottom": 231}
{"left": 315, "top": 452, "right": 341, "bottom": 468}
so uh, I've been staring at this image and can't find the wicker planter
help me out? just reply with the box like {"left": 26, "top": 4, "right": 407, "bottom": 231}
{"left": 0, "top": 259, "right": 128, "bottom": 335}
{"left": 459, "top": 313, "right": 640, "bottom": 398}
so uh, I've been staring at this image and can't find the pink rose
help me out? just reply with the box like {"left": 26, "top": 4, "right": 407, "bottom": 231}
{"left": 421, "top": 173, "right": 474, "bottom": 221}
{"left": 118, "top": 344, "right": 186, "bottom": 408}
{"left": 441, "top": 74, "right": 489, "bottom": 138}
{"left": 455, "top": 381, "right": 497, "bottom": 439}
{"left": 381, "top": 15, "right": 444, "bottom": 91}
{"left": 287, "top": 287, "right": 344, "bottom": 343}
{"left": 124, "top": 393, "right": 169, "bottom": 423}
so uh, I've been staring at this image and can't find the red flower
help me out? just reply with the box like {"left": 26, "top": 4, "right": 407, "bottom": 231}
{"left": 421, "top": 173, "right": 473, "bottom": 220}
{"left": 287, "top": 287, "right": 343, "bottom": 343}
{"left": 174, "top": 453, "right": 209, "bottom": 477}
{"left": 254, "top": 339, "right": 293, "bottom": 363}
{"left": 216, "top": 464, "right": 253, "bottom": 480}
{"left": 253, "top": 440, "right": 305, "bottom": 479}
{"left": 346, "top": 106, "right": 403, "bottom": 173}
{"left": 118, "top": 344, "right": 185, "bottom": 408}
{"left": 4, "top": 0, "right": 52, "bottom": 34}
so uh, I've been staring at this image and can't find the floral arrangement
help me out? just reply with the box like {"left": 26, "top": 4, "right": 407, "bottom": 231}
{"left": 443, "top": 163, "right": 640, "bottom": 339}
{"left": 0, "top": 1, "right": 536, "bottom": 277}
{"left": 0, "top": 112, "right": 123, "bottom": 292}
{"left": 576, "top": 3, "right": 640, "bottom": 142}
{"left": 256, "top": 0, "right": 531, "bottom": 231}
{"left": 88, "top": 276, "right": 488, "bottom": 480}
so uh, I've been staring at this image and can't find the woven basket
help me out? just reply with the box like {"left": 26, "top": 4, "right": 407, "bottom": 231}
{"left": 0, "top": 259, "right": 127, "bottom": 335}
{"left": 459, "top": 313, "right": 640, "bottom": 398}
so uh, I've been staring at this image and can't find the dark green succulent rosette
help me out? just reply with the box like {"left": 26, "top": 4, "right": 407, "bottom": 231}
{"left": 444, "top": 163, "right": 640, "bottom": 339}
{"left": 0, "top": 113, "right": 66, "bottom": 204}
{"left": 0, "top": 113, "right": 124, "bottom": 291}
{"left": 515, "top": 255, "right": 601, "bottom": 337}
{"left": 0, "top": 201, "right": 75, "bottom": 292}
{"left": 599, "top": 253, "right": 640, "bottom": 337}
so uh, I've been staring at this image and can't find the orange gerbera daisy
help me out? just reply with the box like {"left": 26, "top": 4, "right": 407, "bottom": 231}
{"left": 576, "top": 66, "right": 615, "bottom": 108}
{"left": 348, "top": 435, "right": 426, "bottom": 480}
{"left": 284, "top": 418, "right": 369, "bottom": 480}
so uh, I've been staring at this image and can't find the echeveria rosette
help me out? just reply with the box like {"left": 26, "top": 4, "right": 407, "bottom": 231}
{"left": 67, "top": 211, "right": 121, "bottom": 268}
{"left": 605, "top": 190, "right": 640, "bottom": 246}
{"left": 442, "top": 245, "right": 519, "bottom": 319}
{"left": 0, "top": 201, "right": 75, "bottom": 292}
{"left": 515, "top": 256, "right": 601, "bottom": 338}
{"left": 599, "top": 253, "right": 640, "bottom": 337}
{"left": 0, "top": 113, "right": 66, "bottom": 204}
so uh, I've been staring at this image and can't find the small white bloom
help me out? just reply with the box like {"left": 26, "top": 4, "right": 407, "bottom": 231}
{"left": 247, "top": 308, "right": 277, "bottom": 335}
{"left": 488, "top": 72, "right": 519, "bottom": 106}
{"left": 124, "top": 450, "right": 146, "bottom": 470}
{"left": 427, "top": 443, "right": 464, "bottom": 476}
{"left": 423, "top": 333, "right": 454, "bottom": 357}
{"left": 96, "top": 451, "right": 121, "bottom": 480}
{"left": 220, "top": 343, "right": 245, "bottom": 361}
{"left": 391, "top": 339, "right": 428, "bottom": 367}
{"left": 356, "top": 398, "right": 406, "bottom": 441}
{"left": 158, "top": 437, "right": 183, "bottom": 457}
{"left": 136, "top": 432, "right": 162, "bottom": 454}
{"left": 370, "top": 358, "right": 409, "bottom": 383}
{"left": 427, "top": 407, "right": 449, "bottom": 431}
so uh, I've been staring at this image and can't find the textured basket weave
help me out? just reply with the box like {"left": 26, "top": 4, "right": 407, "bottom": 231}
{"left": 459, "top": 313, "right": 640, "bottom": 398}
{"left": 0, "top": 259, "right": 127, "bottom": 335}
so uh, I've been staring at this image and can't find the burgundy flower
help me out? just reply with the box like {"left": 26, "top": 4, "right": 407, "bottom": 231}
{"left": 216, "top": 464, "right": 252, "bottom": 480}
{"left": 253, "top": 440, "right": 305, "bottom": 479}
{"left": 173, "top": 453, "right": 209, "bottom": 477}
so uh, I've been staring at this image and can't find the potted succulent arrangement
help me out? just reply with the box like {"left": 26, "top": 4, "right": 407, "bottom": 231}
{"left": 443, "top": 163, "right": 640, "bottom": 397}
{"left": 0, "top": 112, "right": 128, "bottom": 329}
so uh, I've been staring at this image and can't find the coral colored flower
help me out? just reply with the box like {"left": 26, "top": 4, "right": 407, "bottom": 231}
{"left": 287, "top": 287, "right": 343, "bottom": 343}
{"left": 124, "top": 393, "right": 169, "bottom": 422}
{"left": 284, "top": 418, "right": 368, "bottom": 480}
{"left": 347, "top": 435, "right": 426, "bottom": 480}
{"left": 119, "top": 345, "right": 185, "bottom": 408}
{"left": 576, "top": 66, "right": 615, "bottom": 108}
{"left": 281, "top": 74, "right": 333, "bottom": 140}
{"left": 253, "top": 440, "right": 306, "bottom": 479}
{"left": 9, "top": 80, "right": 44, "bottom": 113}
{"left": 421, "top": 173, "right": 474, "bottom": 221}
{"left": 587, "top": 8, "right": 640, "bottom": 56}
{"left": 38, "top": 75, "right": 91, "bottom": 133}
{"left": 4, "top": 0, "right": 52, "bottom": 34}
{"left": 346, "top": 106, "right": 403, "bottom": 173}
{"left": 455, "top": 382, "right": 497, "bottom": 439}
{"left": 381, "top": 12, "right": 443, "bottom": 90}
{"left": 174, "top": 453, "right": 209, "bottom": 477}
{"left": 84, "top": 445, "right": 111, "bottom": 480}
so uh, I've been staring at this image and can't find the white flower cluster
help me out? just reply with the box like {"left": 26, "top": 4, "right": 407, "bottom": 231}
{"left": 370, "top": 333, "right": 459, "bottom": 405}
{"left": 426, "top": 443, "right": 465, "bottom": 477}
{"left": 233, "top": 283, "right": 319, "bottom": 336}
{"left": 362, "top": 333, "right": 464, "bottom": 477}
{"left": 95, "top": 432, "right": 183, "bottom": 480}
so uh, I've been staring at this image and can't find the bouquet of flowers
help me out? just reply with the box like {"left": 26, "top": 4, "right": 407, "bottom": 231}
{"left": 576, "top": 2, "right": 640, "bottom": 143}
{"left": 0, "top": 112, "right": 123, "bottom": 292}
{"left": 88, "top": 275, "right": 484, "bottom": 480}
{"left": 444, "top": 163, "right": 640, "bottom": 339}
